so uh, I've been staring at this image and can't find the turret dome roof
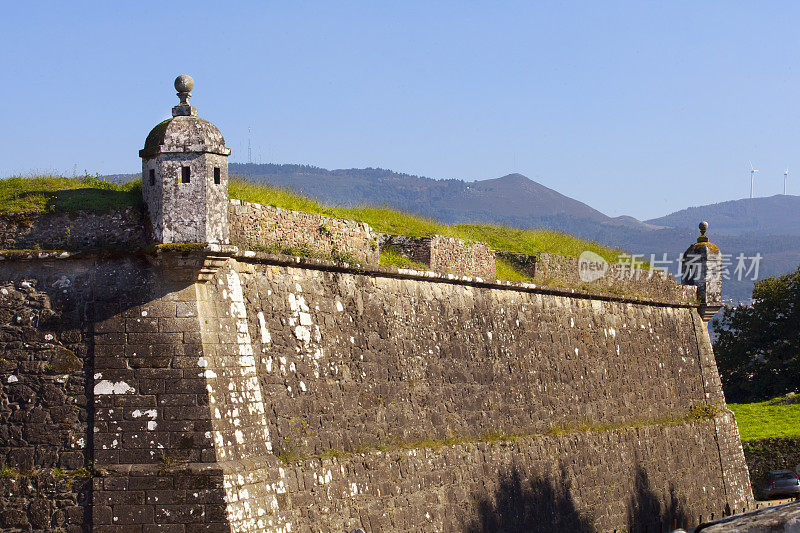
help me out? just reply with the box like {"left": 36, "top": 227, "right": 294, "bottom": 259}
{"left": 140, "top": 115, "right": 230, "bottom": 158}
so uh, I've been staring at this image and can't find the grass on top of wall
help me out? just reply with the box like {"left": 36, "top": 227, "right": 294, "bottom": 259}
{"left": 229, "top": 178, "right": 623, "bottom": 262}
{"left": 0, "top": 175, "right": 621, "bottom": 262}
{"left": 0, "top": 174, "right": 142, "bottom": 213}
{"left": 729, "top": 395, "right": 800, "bottom": 441}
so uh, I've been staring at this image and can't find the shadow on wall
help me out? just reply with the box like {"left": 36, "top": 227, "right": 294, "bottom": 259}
{"left": 465, "top": 466, "right": 595, "bottom": 533}
{"left": 465, "top": 464, "right": 695, "bottom": 533}
{"left": 626, "top": 466, "right": 690, "bottom": 533}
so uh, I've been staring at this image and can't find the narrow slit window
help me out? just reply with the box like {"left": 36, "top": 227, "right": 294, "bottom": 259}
{"left": 181, "top": 166, "right": 190, "bottom": 183}
{"left": 214, "top": 167, "right": 221, "bottom": 184}
{"left": 149, "top": 169, "right": 155, "bottom": 186}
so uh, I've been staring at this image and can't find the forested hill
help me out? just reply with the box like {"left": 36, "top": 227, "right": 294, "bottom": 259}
{"left": 230, "top": 163, "right": 657, "bottom": 234}
{"left": 646, "top": 194, "right": 800, "bottom": 236}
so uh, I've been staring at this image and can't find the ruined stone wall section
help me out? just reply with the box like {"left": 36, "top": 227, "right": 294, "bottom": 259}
{"left": 377, "top": 234, "right": 432, "bottom": 266}
{"left": 228, "top": 200, "right": 379, "bottom": 265}
{"left": 0, "top": 208, "right": 145, "bottom": 251}
{"left": 379, "top": 233, "right": 496, "bottom": 278}
{"left": 429, "top": 234, "right": 495, "bottom": 279}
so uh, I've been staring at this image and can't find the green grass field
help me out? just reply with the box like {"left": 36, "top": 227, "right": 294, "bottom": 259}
{"left": 729, "top": 396, "right": 800, "bottom": 441}
{"left": 1, "top": 175, "right": 622, "bottom": 263}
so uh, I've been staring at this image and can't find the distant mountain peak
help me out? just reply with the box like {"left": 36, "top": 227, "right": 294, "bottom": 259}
{"left": 494, "top": 173, "right": 530, "bottom": 183}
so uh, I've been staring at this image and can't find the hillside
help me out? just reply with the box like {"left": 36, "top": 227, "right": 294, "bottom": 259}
{"left": 229, "top": 163, "right": 659, "bottom": 233}
{"left": 647, "top": 195, "right": 800, "bottom": 235}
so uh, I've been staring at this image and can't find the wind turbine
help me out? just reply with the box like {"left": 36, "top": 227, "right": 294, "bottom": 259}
{"left": 748, "top": 161, "right": 759, "bottom": 199}
{"left": 785, "top": 168, "right": 789, "bottom": 195}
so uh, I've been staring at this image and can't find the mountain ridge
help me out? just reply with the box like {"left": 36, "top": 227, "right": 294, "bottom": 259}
{"left": 646, "top": 194, "right": 800, "bottom": 235}
{"left": 228, "top": 163, "right": 659, "bottom": 232}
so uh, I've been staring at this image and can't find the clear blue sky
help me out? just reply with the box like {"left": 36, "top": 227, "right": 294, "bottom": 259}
{"left": 3, "top": 1, "right": 800, "bottom": 219}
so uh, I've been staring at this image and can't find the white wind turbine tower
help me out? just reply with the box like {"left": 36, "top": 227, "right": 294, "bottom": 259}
{"left": 748, "top": 161, "right": 759, "bottom": 199}
{"left": 785, "top": 168, "right": 789, "bottom": 195}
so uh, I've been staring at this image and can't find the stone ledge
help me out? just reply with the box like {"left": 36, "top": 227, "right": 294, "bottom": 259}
{"left": 0, "top": 246, "right": 699, "bottom": 308}
{"left": 99, "top": 462, "right": 225, "bottom": 476}
{"left": 232, "top": 249, "right": 699, "bottom": 308}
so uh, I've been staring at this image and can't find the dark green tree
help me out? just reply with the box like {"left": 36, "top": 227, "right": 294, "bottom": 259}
{"left": 713, "top": 265, "right": 800, "bottom": 402}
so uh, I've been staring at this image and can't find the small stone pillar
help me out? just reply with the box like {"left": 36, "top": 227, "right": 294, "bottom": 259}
{"left": 682, "top": 221, "right": 722, "bottom": 320}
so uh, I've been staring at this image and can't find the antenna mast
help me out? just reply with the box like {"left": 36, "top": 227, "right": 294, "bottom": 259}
{"left": 248, "top": 126, "right": 252, "bottom": 164}
{"left": 785, "top": 168, "right": 789, "bottom": 195}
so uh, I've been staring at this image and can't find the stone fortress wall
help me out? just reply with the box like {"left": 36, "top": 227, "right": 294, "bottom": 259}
{"left": 0, "top": 73, "right": 755, "bottom": 531}
{"left": 0, "top": 234, "right": 754, "bottom": 532}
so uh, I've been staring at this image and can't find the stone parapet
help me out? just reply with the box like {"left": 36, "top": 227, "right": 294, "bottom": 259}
{"left": 380, "top": 233, "right": 496, "bottom": 279}
{"left": 498, "top": 251, "right": 699, "bottom": 303}
{"left": 0, "top": 208, "right": 145, "bottom": 250}
{"left": 229, "top": 200, "right": 379, "bottom": 265}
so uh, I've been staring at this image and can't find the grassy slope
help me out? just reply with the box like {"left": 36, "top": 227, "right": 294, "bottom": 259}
{"left": 229, "top": 178, "right": 622, "bottom": 262}
{"left": 0, "top": 175, "right": 621, "bottom": 262}
{"left": 0, "top": 175, "right": 141, "bottom": 213}
{"left": 729, "top": 397, "right": 800, "bottom": 441}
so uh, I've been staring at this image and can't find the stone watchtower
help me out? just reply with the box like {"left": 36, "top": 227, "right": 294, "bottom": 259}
{"left": 140, "top": 75, "right": 230, "bottom": 244}
{"left": 682, "top": 221, "right": 723, "bottom": 320}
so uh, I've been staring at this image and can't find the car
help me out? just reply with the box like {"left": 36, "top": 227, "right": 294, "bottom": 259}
{"left": 762, "top": 470, "right": 800, "bottom": 499}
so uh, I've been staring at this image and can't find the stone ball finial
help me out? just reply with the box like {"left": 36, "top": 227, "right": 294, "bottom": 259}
{"left": 174, "top": 75, "right": 194, "bottom": 107}
{"left": 175, "top": 75, "right": 194, "bottom": 94}
{"left": 698, "top": 221, "right": 709, "bottom": 243}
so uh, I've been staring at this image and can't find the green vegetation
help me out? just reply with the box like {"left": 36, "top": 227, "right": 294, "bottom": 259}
{"left": 0, "top": 174, "right": 141, "bottom": 213}
{"left": 0, "top": 466, "right": 21, "bottom": 479}
{"left": 714, "top": 265, "right": 800, "bottom": 402}
{"left": 228, "top": 178, "right": 622, "bottom": 262}
{"left": 379, "top": 248, "right": 428, "bottom": 270}
{"left": 0, "top": 175, "right": 620, "bottom": 261}
{"left": 495, "top": 258, "right": 535, "bottom": 283}
{"left": 275, "top": 405, "right": 717, "bottom": 465}
{"left": 729, "top": 395, "right": 800, "bottom": 441}
{"left": 687, "top": 400, "right": 723, "bottom": 421}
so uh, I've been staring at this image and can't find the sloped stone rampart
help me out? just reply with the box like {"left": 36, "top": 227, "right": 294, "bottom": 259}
{"left": 0, "top": 251, "right": 753, "bottom": 532}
